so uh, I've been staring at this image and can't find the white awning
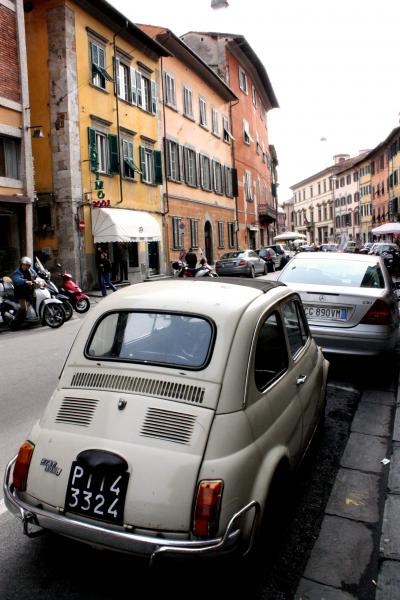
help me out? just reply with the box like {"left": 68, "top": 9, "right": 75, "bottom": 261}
{"left": 92, "top": 208, "right": 161, "bottom": 243}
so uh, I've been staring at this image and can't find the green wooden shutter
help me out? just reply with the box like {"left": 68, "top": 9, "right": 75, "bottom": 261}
{"left": 139, "top": 146, "right": 145, "bottom": 182}
{"left": 154, "top": 150, "right": 162, "bottom": 184}
{"left": 88, "top": 127, "right": 98, "bottom": 172}
{"left": 114, "top": 57, "right": 120, "bottom": 96}
{"left": 151, "top": 80, "right": 157, "bottom": 114}
{"left": 108, "top": 134, "right": 119, "bottom": 174}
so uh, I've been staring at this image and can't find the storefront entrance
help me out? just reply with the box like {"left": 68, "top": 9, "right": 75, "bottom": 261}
{"left": 204, "top": 221, "right": 213, "bottom": 264}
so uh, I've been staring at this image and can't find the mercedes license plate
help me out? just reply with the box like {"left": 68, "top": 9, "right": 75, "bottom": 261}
{"left": 304, "top": 305, "right": 348, "bottom": 320}
{"left": 65, "top": 462, "right": 129, "bottom": 525}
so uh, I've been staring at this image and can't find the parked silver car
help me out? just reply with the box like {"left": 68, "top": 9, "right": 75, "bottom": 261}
{"left": 277, "top": 252, "right": 399, "bottom": 355}
{"left": 215, "top": 249, "right": 267, "bottom": 277}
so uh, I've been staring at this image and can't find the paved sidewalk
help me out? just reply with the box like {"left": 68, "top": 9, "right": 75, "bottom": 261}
{"left": 296, "top": 364, "right": 400, "bottom": 599}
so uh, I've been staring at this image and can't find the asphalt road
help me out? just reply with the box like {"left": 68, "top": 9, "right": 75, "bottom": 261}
{"left": 0, "top": 306, "right": 397, "bottom": 600}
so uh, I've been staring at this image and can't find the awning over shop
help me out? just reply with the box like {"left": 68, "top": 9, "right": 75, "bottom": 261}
{"left": 92, "top": 208, "right": 161, "bottom": 243}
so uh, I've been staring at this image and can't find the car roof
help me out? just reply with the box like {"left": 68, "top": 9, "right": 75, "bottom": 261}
{"left": 287, "top": 252, "right": 380, "bottom": 263}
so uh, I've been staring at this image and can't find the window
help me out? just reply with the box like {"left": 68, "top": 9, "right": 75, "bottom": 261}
{"left": 310, "top": 185, "right": 313, "bottom": 198}
{"left": 183, "top": 147, "right": 197, "bottom": 187}
{"left": 212, "top": 160, "right": 223, "bottom": 194}
{"left": 116, "top": 60, "right": 130, "bottom": 101}
{"left": 189, "top": 219, "right": 199, "bottom": 248}
{"left": 0, "top": 136, "right": 20, "bottom": 179}
{"left": 136, "top": 72, "right": 157, "bottom": 114}
{"left": 172, "top": 216, "right": 184, "bottom": 249}
{"left": 200, "top": 154, "right": 211, "bottom": 191}
{"left": 224, "top": 166, "right": 233, "bottom": 197}
{"left": 139, "top": 146, "right": 163, "bottom": 185}
{"left": 251, "top": 84, "right": 257, "bottom": 107}
{"left": 211, "top": 108, "right": 219, "bottom": 135}
{"left": 228, "top": 222, "right": 235, "bottom": 247}
{"left": 222, "top": 116, "right": 231, "bottom": 143}
{"left": 86, "top": 311, "right": 214, "bottom": 370}
{"left": 243, "top": 119, "right": 251, "bottom": 144}
{"left": 239, "top": 66, "right": 248, "bottom": 93}
{"left": 122, "top": 139, "right": 141, "bottom": 179}
{"left": 282, "top": 300, "right": 308, "bottom": 357}
{"left": 254, "top": 312, "right": 288, "bottom": 391}
{"left": 199, "top": 96, "right": 207, "bottom": 127}
{"left": 183, "top": 85, "right": 193, "bottom": 118}
{"left": 245, "top": 171, "right": 253, "bottom": 201}
{"left": 164, "top": 71, "right": 176, "bottom": 108}
{"left": 90, "top": 41, "right": 112, "bottom": 89}
{"left": 347, "top": 194, "right": 352, "bottom": 204}
{"left": 95, "top": 131, "right": 108, "bottom": 173}
{"left": 256, "top": 132, "right": 261, "bottom": 155}
{"left": 166, "top": 139, "right": 180, "bottom": 182}
{"left": 218, "top": 221, "right": 225, "bottom": 247}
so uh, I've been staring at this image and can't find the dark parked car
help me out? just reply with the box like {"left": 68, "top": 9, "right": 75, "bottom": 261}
{"left": 358, "top": 242, "right": 374, "bottom": 254}
{"left": 269, "top": 243, "right": 293, "bottom": 268}
{"left": 256, "top": 247, "right": 280, "bottom": 272}
{"left": 215, "top": 250, "right": 267, "bottom": 277}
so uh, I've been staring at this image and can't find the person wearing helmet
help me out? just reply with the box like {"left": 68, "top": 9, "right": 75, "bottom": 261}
{"left": 11, "top": 257, "right": 38, "bottom": 325}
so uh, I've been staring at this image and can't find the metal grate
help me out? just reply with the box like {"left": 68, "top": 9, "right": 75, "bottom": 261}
{"left": 55, "top": 397, "right": 99, "bottom": 427}
{"left": 70, "top": 372, "right": 205, "bottom": 404}
{"left": 141, "top": 407, "right": 197, "bottom": 445}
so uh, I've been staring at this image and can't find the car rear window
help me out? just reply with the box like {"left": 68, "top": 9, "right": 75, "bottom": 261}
{"left": 221, "top": 252, "right": 245, "bottom": 259}
{"left": 280, "top": 259, "right": 385, "bottom": 288}
{"left": 86, "top": 311, "right": 214, "bottom": 370}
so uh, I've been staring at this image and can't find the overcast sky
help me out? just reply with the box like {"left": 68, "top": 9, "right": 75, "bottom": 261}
{"left": 108, "top": 0, "right": 400, "bottom": 202}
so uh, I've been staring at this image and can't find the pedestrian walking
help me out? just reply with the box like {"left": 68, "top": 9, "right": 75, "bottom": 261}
{"left": 185, "top": 247, "right": 197, "bottom": 269}
{"left": 98, "top": 251, "right": 117, "bottom": 296}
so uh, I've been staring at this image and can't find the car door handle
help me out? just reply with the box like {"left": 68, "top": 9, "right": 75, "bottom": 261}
{"left": 296, "top": 375, "right": 307, "bottom": 385}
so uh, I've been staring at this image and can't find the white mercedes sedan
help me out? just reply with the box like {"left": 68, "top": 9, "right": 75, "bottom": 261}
{"left": 277, "top": 252, "right": 399, "bottom": 355}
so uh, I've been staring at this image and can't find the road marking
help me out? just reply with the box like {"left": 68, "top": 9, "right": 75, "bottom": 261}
{"left": 0, "top": 497, "right": 7, "bottom": 516}
{"left": 327, "top": 383, "right": 358, "bottom": 393}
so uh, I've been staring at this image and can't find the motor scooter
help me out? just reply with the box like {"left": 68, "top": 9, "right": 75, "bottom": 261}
{"left": 0, "top": 276, "right": 65, "bottom": 329}
{"left": 57, "top": 264, "right": 90, "bottom": 313}
{"left": 171, "top": 260, "right": 218, "bottom": 278}
{"left": 34, "top": 257, "right": 73, "bottom": 321}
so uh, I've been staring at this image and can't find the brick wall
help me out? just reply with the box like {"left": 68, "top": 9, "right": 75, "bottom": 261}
{"left": 0, "top": 5, "right": 20, "bottom": 102}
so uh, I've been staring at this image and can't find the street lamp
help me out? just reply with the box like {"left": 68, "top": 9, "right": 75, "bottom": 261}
{"left": 330, "top": 175, "right": 337, "bottom": 242}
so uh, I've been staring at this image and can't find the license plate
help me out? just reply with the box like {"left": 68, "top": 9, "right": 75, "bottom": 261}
{"left": 304, "top": 305, "right": 348, "bottom": 320}
{"left": 65, "top": 462, "right": 129, "bottom": 525}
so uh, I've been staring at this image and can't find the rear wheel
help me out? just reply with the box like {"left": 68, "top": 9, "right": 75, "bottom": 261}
{"left": 42, "top": 304, "right": 65, "bottom": 328}
{"left": 74, "top": 297, "right": 90, "bottom": 313}
{"left": 62, "top": 301, "right": 74, "bottom": 321}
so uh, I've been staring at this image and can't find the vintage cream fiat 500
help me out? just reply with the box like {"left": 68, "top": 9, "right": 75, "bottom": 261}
{"left": 4, "top": 278, "right": 328, "bottom": 563}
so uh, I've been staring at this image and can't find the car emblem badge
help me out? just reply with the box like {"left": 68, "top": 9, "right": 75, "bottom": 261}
{"left": 118, "top": 398, "right": 127, "bottom": 411}
{"left": 40, "top": 458, "right": 62, "bottom": 476}
{"left": 319, "top": 295, "right": 325, "bottom": 302}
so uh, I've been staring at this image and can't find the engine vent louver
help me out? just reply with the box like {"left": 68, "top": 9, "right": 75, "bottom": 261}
{"left": 70, "top": 372, "right": 205, "bottom": 404}
{"left": 141, "top": 407, "right": 196, "bottom": 445}
{"left": 55, "top": 397, "right": 99, "bottom": 427}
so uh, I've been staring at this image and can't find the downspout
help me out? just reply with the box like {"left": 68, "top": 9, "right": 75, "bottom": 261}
{"left": 160, "top": 55, "right": 171, "bottom": 271}
{"left": 229, "top": 98, "right": 239, "bottom": 249}
{"left": 113, "top": 22, "right": 128, "bottom": 205}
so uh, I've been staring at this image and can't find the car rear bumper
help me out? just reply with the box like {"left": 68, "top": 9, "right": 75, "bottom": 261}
{"left": 4, "top": 456, "right": 259, "bottom": 564}
{"left": 216, "top": 266, "right": 250, "bottom": 276}
{"left": 310, "top": 323, "right": 398, "bottom": 355}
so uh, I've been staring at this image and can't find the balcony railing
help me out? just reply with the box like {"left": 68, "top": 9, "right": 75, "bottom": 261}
{"left": 258, "top": 204, "right": 276, "bottom": 222}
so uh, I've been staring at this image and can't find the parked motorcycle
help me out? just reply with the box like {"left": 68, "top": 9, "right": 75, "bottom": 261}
{"left": 0, "top": 276, "right": 65, "bottom": 329}
{"left": 171, "top": 260, "right": 218, "bottom": 278}
{"left": 57, "top": 264, "right": 90, "bottom": 313}
{"left": 34, "top": 257, "right": 73, "bottom": 321}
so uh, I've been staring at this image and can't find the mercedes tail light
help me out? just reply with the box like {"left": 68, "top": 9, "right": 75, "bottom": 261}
{"left": 360, "top": 299, "right": 391, "bottom": 325}
{"left": 193, "top": 480, "right": 223, "bottom": 537}
{"left": 239, "top": 259, "right": 248, "bottom": 266}
{"left": 13, "top": 440, "right": 35, "bottom": 491}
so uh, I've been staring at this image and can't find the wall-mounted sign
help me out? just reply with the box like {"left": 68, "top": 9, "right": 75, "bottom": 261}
{"left": 92, "top": 199, "right": 111, "bottom": 208}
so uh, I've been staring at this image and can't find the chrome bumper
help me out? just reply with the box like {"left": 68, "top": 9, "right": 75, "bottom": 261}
{"left": 4, "top": 456, "right": 260, "bottom": 565}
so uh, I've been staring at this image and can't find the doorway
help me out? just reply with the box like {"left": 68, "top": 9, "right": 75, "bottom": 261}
{"left": 148, "top": 241, "right": 159, "bottom": 275}
{"left": 204, "top": 221, "right": 213, "bottom": 264}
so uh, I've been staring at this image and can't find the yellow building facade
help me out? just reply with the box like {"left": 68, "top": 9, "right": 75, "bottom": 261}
{"left": 24, "top": 0, "right": 168, "bottom": 287}
{"left": 358, "top": 158, "right": 372, "bottom": 243}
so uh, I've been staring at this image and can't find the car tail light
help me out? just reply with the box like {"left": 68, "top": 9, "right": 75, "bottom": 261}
{"left": 13, "top": 440, "right": 35, "bottom": 491}
{"left": 193, "top": 480, "right": 223, "bottom": 537}
{"left": 239, "top": 259, "right": 248, "bottom": 266}
{"left": 360, "top": 299, "right": 391, "bottom": 325}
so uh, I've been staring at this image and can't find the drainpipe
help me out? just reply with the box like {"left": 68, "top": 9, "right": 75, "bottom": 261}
{"left": 229, "top": 98, "right": 239, "bottom": 249}
{"left": 160, "top": 55, "right": 171, "bottom": 271}
{"left": 113, "top": 22, "right": 128, "bottom": 205}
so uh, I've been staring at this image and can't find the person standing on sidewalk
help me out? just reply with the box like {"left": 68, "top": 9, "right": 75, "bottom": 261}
{"left": 98, "top": 251, "right": 117, "bottom": 297}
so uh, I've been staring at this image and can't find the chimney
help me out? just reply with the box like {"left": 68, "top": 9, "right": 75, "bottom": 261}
{"left": 333, "top": 154, "right": 350, "bottom": 164}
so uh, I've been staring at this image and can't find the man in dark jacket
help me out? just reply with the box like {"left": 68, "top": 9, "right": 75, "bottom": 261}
{"left": 185, "top": 248, "right": 197, "bottom": 269}
{"left": 98, "top": 251, "right": 117, "bottom": 297}
{"left": 12, "top": 256, "right": 38, "bottom": 324}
